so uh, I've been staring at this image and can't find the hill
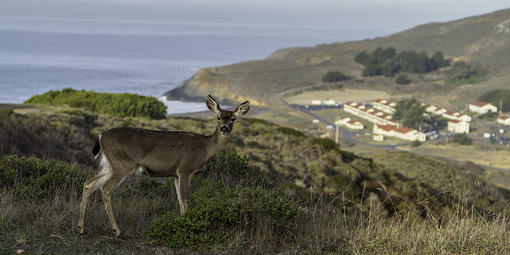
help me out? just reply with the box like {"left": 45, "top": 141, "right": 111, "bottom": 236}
{"left": 164, "top": 8, "right": 510, "bottom": 110}
{"left": 1, "top": 104, "right": 509, "bottom": 253}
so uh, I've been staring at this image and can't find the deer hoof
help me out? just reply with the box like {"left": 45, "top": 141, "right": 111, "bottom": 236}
{"left": 78, "top": 226, "right": 85, "bottom": 235}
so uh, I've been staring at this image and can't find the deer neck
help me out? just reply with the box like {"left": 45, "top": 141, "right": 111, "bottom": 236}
{"left": 206, "top": 128, "right": 228, "bottom": 159}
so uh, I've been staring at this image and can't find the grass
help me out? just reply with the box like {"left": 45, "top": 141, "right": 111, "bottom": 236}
{"left": 1, "top": 106, "right": 510, "bottom": 253}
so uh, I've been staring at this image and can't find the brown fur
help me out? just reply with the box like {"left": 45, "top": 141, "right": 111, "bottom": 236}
{"left": 78, "top": 95, "right": 249, "bottom": 237}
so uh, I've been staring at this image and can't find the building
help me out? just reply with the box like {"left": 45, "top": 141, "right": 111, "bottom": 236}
{"left": 447, "top": 120, "right": 470, "bottom": 134}
{"left": 425, "top": 104, "right": 472, "bottom": 122}
{"left": 372, "top": 99, "right": 397, "bottom": 114}
{"left": 373, "top": 124, "right": 426, "bottom": 142}
{"left": 497, "top": 115, "right": 510, "bottom": 126}
{"left": 469, "top": 101, "right": 497, "bottom": 114}
{"left": 343, "top": 101, "right": 397, "bottom": 126}
{"left": 335, "top": 117, "right": 364, "bottom": 130}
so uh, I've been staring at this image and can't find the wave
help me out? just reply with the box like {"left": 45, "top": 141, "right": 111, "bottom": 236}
{"left": 159, "top": 96, "right": 206, "bottom": 115}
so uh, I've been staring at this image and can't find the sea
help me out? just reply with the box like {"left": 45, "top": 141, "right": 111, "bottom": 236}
{"left": 0, "top": 17, "right": 391, "bottom": 114}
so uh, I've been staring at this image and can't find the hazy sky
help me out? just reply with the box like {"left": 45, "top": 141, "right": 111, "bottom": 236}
{"left": 2, "top": 0, "right": 509, "bottom": 32}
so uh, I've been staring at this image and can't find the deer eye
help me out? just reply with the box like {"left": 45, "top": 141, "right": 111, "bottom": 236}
{"left": 217, "top": 116, "right": 221, "bottom": 120}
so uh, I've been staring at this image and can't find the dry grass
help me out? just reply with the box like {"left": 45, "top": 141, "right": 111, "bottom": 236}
{"left": 284, "top": 89, "right": 391, "bottom": 105}
{"left": 400, "top": 143, "right": 510, "bottom": 170}
{"left": 1, "top": 183, "right": 509, "bottom": 254}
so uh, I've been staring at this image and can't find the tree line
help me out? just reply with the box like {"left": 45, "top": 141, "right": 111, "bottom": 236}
{"left": 355, "top": 47, "right": 450, "bottom": 77}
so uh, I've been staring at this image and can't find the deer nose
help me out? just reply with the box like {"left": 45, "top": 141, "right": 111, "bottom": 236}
{"left": 220, "top": 126, "right": 228, "bottom": 133}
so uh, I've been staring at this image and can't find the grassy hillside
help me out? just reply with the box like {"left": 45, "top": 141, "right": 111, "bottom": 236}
{"left": 1, "top": 105, "right": 509, "bottom": 253}
{"left": 164, "top": 8, "right": 510, "bottom": 109}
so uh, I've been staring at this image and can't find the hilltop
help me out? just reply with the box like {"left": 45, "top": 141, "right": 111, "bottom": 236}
{"left": 164, "top": 8, "right": 510, "bottom": 110}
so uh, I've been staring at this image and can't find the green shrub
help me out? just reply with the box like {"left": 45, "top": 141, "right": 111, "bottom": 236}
{"left": 0, "top": 154, "right": 89, "bottom": 199}
{"left": 322, "top": 71, "right": 351, "bottom": 83}
{"left": 312, "top": 138, "right": 339, "bottom": 152}
{"left": 446, "top": 61, "right": 488, "bottom": 86}
{"left": 276, "top": 127, "right": 305, "bottom": 137}
{"left": 451, "top": 134, "right": 472, "bottom": 145}
{"left": 204, "top": 149, "right": 270, "bottom": 187}
{"left": 411, "top": 140, "right": 422, "bottom": 147}
{"left": 0, "top": 108, "right": 14, "bottom": 119}
{"left": 147, "top": 187, "right": 298, "bottom": 248}
{"left": 25, "top": 88, "right": 167, "bottom": 119}
{"left": 395, "top": 74, "right": 411, "bottom": 85}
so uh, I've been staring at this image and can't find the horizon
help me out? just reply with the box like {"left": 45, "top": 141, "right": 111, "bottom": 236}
{"left": 2, "top": 1, "right": 510, "bottom": 40}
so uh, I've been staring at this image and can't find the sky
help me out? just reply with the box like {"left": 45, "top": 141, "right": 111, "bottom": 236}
{"left": 1, "top": 0, "right": 509, "bottom": 34}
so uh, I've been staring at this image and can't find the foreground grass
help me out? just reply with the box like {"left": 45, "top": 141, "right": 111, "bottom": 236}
{"left": 1, "top": 188, "right": 508, "bottom": 254}
{"left": 1, "top": 153, "right": 509, "bottom": 254}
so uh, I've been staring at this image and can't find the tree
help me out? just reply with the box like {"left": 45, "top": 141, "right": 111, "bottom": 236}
{"left": 322, "top": 71, "right": 351, "bottom": 82}
{"left": 395, "top": 74, "right": 411, "bottom": 85}
{"left": 354, "top": 52, "right": 370, "bottom": 65}
{"left": 362, "top": 64, "right": 382, "bottom": 77}
{"left": 432, "top": 51, "right": 450, "bottom": 68}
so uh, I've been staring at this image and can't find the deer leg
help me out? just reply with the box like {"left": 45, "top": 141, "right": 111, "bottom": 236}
{"left": 78, "top": 172, "right": 111, "bottom": 234}
{"left": 175, "top": 173, "right": 191, "bottom": 214}
{"left": 99, "top": 173, "right": 128, "bottom": 238}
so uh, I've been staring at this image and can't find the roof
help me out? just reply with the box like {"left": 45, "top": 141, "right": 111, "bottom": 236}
{"left": 444, "top": 110, "right": 456, "bottom": 116}
{"left": 448, "top": 119, "right": 460, "bottom": 123}
{"left": 498, "top": 116, "right": 510, "bottom": 120}
{"left": 470, "top": 101, "right": 489, "bottom": 107}
{"left": 347, "top": 119, "right": 360, "bottom": 125}
{"left": 395, "top": 127, "right": 414, "bottom": 134}
{"left": 376, "top": 124, "right": 397, "bottom": 131}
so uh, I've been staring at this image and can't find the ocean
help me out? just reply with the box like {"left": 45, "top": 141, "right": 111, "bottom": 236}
{"left": 0, "top": 17, "right": 390, "bottom": 114}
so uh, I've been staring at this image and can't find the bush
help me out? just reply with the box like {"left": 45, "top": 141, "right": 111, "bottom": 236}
{"left": 25, "top": 88, "right": 167, "bottom": 119}
{"left": 276, "top": 127, "right": 305, "bottom": 137}
{"left": 446, "top": 61, "right": 488, "bottom": 85}
{"left": 147, "top": 187, "right": 298, "bottom": 248}
{"left": 395, "top": 74, "right": 411, "bottom": 85}
{"left": 0, "top": 108, "right": 14, "bottom": 119}
{"left": 451, "top": 133, "right": 472, "bottom": 145}
{"left": 322, "top": 71, "right": 351, "bottom": 83}
{"left": 312, "top": 138, "right": 339, "bottom": 152}
{"left": 0, "top": 154, "right": 89, "bottom": 199}
{"left": 411, "top": 140, "right": 422, "bottom": 147}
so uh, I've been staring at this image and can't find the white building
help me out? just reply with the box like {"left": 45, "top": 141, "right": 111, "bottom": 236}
{"left": 469, "top": 101, "right": 497, "bottom": 114}
{"left": 372, "top": 99, "right": 397, "bottom": 114}
{"left": 343, "top": 101, "right": 397, "bottom": 126}
{"left": 323, "top": 99, "right": 336, "bottom": 106}
{"left": 447, "top": 120, "right": 470, "bottom": 134}
{"left": 335, "top": 117, "right": 364, "bottom": 130}
{"left": 311, "top": 100, "right": 322, "bottom": 105}
{"left": 373, "top": 124, "right": 426, "bottom": 142}
{"left": 497, "top": 115, "right": 510, "bottom": 126}
{"left": 425, "top": 104, "right": 472, "bottom": 122}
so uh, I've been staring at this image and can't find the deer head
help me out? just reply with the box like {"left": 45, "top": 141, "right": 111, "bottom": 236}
{"left": 206, "top": 94, "right": 250, "bottom": 137}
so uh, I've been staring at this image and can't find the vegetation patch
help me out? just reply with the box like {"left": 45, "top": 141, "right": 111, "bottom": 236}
{"left": 276, "top": 127, "right": 305, "bottom": 138}
{"left": 321, "top": 71, "right": 351, "bottom": 83}
{"left": 312, "top": 138, "right": 340, "bottom": 152}
{"left": 445, "top": 61, "right": 488, "bottom": 86}
{"left": 395, "top": 74, "right": 411, "bottom": 85}
{"left": 394, "top": 99, "right": 426, "bottom": 130}
{"left": 451, "top": 133, "right": 472, "bottom": 145}
{"left": 355, "top": 47, "right": 449, "bottom": 77}
{"left": 0, "top": 154, "right": 89, "bottom": 199}
{"left": 147, "top": 187, "right": 298, "bottom": 248}
{"left": 25, "top": 88, "right": 167, "bottom": 119}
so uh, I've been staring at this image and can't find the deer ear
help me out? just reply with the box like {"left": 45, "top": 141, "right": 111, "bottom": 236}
{"left": 234, "top": 101, "right": 250, "bottom": 116}
{"left": 206, "top": 95, "right": 221, "bottom": 114}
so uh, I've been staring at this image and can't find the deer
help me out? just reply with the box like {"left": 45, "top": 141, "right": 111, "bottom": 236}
{"left": 78, "top": 95, "right": 250, "bottom": 237}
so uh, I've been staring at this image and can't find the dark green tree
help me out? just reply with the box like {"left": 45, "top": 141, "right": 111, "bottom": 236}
{"left": 322, "top": 71, "right": 351, "bottom": 82}
{"left": 395, "top": 74, "right": 411, "bottom": 85}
